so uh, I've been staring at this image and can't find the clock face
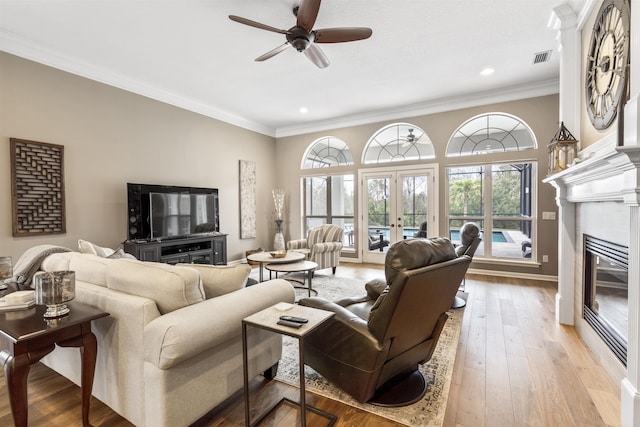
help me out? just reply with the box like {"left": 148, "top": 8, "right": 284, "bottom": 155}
{"left": 585, "top": 0, "right": 630, "bottom": 130}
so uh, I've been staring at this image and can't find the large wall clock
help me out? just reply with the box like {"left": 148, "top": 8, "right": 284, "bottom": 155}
{"left": 585, "top": 0, "right": 630, "bottom": 130}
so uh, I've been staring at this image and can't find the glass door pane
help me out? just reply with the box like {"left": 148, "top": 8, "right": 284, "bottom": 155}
{"left": 362, "top": 167, "right": 437, "bottom": 264}
{"left": 363, "top": 175, "right": 392, "bottom": 263}
{"left": 399, "top": 173, "right": 430, "bottom": 240}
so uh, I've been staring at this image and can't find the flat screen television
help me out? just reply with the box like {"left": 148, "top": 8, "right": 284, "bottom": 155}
{"left": 127, "top": 183, "right": 219, "bottom": 241}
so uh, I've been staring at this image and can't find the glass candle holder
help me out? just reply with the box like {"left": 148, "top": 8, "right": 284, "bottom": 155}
{"left": 0, "top": 256, "right": 12, "bottom": 290}
{"left": 34, "top": 271, "right": 76, "bottom": 318}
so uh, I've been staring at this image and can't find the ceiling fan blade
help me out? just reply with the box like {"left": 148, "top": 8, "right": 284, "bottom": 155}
{"left": 229, "top": 15, "right": 289, "bottom": 35}
{"left": 314, "top": 27, "right": 373, "bottom": 43}
{"left": 255, "top": 43, "right": 290, "bottom": 61}
{"left": 304, "top": 43, "right": 329, "bottom": 68}
{"left": 296, "top": 0, "right": 321, "bottom": 32}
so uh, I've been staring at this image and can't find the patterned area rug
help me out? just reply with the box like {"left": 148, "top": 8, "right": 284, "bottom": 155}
{"left": 249, "top": 268, "right": 465, "bottom": 427}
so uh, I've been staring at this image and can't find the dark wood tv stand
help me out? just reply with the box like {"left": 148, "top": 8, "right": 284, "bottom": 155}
{"left": 124, "top": 234, "right": 227, "bottom": 265}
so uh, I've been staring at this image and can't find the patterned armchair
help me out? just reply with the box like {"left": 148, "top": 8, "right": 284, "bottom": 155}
{"left": 287, "top": 224, "right": 344, "bottom": 274}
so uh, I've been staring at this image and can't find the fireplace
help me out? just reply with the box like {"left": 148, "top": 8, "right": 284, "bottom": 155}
{"left": 543, "top": 133, "right": 640, "bottom": 426}
{"left": 583, "top": 235, "right": 628, "bottom": 366}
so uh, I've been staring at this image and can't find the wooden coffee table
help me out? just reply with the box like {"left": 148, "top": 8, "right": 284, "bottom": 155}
{"left": 0, "top": 300, "right": 109, "bottom": 427}
{"left": 247, "top": 251, "right": 305, "bottom": 282}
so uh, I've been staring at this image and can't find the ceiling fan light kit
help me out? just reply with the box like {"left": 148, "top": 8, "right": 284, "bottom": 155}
{"left": 229, "top": 0, "right": 372, "bottom": 68}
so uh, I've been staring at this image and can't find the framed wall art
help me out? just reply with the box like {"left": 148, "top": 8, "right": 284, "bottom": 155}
{"left": 239, "top": 160, "right": 256, "bottom": 239}
{"left": 10, "top": 138, "right": 66, "bottom": 236}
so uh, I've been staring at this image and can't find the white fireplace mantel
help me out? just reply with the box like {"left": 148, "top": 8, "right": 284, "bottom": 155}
{"left": 544, "top": 133, "right": 640, "bottom": 427}
{"left": 546, "top": 135, "right": 640, "bottom": 205}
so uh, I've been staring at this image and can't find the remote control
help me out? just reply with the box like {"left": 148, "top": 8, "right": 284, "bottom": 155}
{"left": 279, "top": 315, "right": 308, "bottom": 324}
{"left": 277, "top": 319, "right": 303, "bottom": 328}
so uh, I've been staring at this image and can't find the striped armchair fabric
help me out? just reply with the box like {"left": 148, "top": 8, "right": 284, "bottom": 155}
{"left": 287, "top": 224, "right": 344, "bottom": 273}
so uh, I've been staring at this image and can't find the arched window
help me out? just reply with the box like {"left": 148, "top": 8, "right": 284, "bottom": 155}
{"left": 362, "top": 123, "right": 435, "bottom": 164}
{"left": 445, "top": 113, "right": 538, "bottom": 262}
{"left": 446, "top": 113, "right": 536, "bottom": 157}
{"left": 302, "top": 136, "right": 353, "bottom": 169}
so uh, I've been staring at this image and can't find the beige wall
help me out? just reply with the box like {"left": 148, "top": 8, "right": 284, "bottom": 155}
{"left": 276, "top": 94, "right": 560, "bottom": 277}
{"left": 0, "top": 51, "right": 560, "bottom": 278}
{"left": 0, "top": 52, "right": 277, "bottom": 262}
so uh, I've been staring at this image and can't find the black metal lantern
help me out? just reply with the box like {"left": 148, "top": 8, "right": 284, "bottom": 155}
{"left": 548, "top": 122, "right": 579, "bottom": 175}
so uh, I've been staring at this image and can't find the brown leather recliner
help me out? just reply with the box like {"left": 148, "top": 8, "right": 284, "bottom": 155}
{"left": 298, "top": 237, "right": 471, "bottom": 405}
{"left": 452, "top": 222, "right": 482, "bottom": 309}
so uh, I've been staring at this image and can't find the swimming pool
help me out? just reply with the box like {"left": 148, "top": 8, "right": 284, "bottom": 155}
{"left": 450, "top": 230, "right": 508, "bottom": 243}
{"left": 366, "top": 228, "right": 509, "bottom": 243}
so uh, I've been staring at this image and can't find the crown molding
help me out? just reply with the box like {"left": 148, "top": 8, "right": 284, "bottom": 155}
{"left": 0, "top": 29, "right": 277, "bottom": 137}
{"left": 275, "top": 79, "right": 560, "bottom": 138}
{"left": 1, "top": 28, "right": 559, "bottom": 141}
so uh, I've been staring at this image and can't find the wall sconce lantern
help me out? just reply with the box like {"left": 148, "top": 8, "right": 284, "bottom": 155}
{"left": 548, "top": 122, "right": 579, "bottom": 175}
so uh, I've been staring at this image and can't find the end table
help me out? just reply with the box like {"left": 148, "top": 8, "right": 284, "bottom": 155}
{"left": 0, "top": 300, "right": 109, "bottom": 427}
{"left": 242, "top": 304, "right": 335, "bottom": 426}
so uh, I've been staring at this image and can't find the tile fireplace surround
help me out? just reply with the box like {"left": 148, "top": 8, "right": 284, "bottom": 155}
{"left": 544, "top": 125, "right": 640, "bottom": 426}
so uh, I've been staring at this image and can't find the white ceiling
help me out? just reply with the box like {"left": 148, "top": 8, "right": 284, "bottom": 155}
{"left": 0, "top": 0, "right": 578, "bottom": 137}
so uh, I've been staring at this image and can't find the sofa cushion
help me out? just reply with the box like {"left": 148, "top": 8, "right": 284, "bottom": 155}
{"left": 70, "top": 254, "right": 113, "bottom": 287}
{"left": 106, "top": 260, "right": 205, "bottom": 314}
{"left": 177, "top": 263, "right": 250, "bottom": 299}
{"left": 41, "top": 252, "right": 75, "bottom": 271}
{"left": 43, "top": 252, "right": 113, "bottom": 287}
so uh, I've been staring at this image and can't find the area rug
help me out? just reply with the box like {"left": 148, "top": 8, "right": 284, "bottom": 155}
{"left": 249, "top": 269, "right": 465, "bottom": 426}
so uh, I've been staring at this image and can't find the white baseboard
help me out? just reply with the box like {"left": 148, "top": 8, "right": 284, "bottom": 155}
{"left": 466, "top": 267, "right": 557, "bottom": 282}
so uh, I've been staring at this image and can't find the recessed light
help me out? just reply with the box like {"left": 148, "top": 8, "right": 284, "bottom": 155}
{"left": 480, "top": 68, "right": 495, "bottom": 76}
{"left": 300, "top": 107, "right": 308, "bottom": 114}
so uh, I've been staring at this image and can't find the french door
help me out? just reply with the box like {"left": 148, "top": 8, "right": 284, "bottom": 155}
{"left": 360, "top": 165, "right": 438, "bottom": 264}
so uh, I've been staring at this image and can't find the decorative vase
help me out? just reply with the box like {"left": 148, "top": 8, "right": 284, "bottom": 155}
{"left": 34, "top": 271, "right": 76, "bottom": 318}
{"left": 274, "top": 219, "right": 285, "bottom": 251}
{"left": 0, "top": 256, "right": 11, "bottom": 290}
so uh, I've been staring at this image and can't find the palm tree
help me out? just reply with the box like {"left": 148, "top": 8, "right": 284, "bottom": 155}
{"left": 450, "top": 179, "right": 481, "bottom": 215}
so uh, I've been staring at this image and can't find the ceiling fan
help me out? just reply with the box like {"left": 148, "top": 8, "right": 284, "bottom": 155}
{"left": 401, "top": 129, "right": 429, "bottom": 147}
{"left": 229, "top": 0, "right": 372, "bottom": 68}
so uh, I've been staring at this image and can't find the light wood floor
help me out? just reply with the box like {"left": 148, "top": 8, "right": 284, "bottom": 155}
{"left": 0, "top": 264, "right": 621, "bottom": 426}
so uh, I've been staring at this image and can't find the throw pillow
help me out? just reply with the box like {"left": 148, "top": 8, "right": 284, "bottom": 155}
{"left": 107, "top": 248, "right": 138, "bottom": 260}
{"left": 78, "top": 239, "right": 115, "bottom": 257}
{"left": 177, "top": 263, "right": 251, "bottom": 299}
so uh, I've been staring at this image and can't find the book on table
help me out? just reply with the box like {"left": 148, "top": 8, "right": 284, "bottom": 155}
{"left": 0, "top": 290, "right": 36, "bottom": 311}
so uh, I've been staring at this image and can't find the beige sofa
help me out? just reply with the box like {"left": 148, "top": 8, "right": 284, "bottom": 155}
{"left": 39, "top": 252, "right": 295, "bottom": 426}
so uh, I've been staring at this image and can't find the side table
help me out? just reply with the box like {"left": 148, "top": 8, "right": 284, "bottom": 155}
{"left": 246, "top": 251, "right": 305, "bottom": 282}
{"left": 242, "top": 303, "right": 336, "bottom": 426}
{"left": 265, "top": 261, "right": 318, "bottom": 298}
{"left": 0, "top": 300, "right": 109, "bottom": 427}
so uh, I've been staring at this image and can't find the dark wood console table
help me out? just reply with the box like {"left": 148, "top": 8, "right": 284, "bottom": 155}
{"left": 124, "top": 233, "right": 227, "bottom": 265}
{"left": 0, "top": 301, "right": 109, "bottom": 427}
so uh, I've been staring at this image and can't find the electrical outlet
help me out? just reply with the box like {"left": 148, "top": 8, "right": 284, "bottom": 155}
{"left": 542, "top": 255, "right": 549, "bottom": 263}
{"left": 542, "top": 211, "right": 556, "bottom": 220}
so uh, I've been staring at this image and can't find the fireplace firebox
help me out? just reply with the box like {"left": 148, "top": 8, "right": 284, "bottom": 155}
{"left": 583, "top": 235, "right": 628, "bottom": 366}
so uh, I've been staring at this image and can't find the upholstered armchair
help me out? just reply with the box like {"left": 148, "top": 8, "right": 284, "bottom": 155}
{"left": 298, "top": 237, "right": 471, "bottom": 405}
{"left": 368, "top": 231, "right": 390, "bottom": 251}
{"left": 413, "top": 221, "right": 428, "bottom": 238}
{"left": 287, "top": 224, "right": 344, "bottom": 273}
